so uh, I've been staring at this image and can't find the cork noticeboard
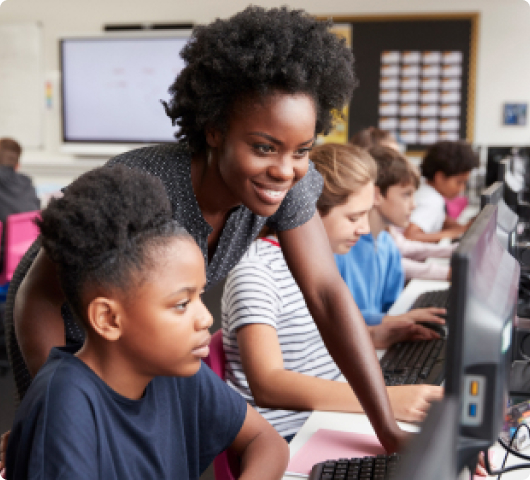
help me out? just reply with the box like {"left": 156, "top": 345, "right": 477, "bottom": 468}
{"left": 320, "top": 14, "right": 478, "bottom": 151}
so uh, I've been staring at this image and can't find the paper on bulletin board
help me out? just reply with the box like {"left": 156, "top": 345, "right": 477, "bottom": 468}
{"left": 318, "top": 24, "right": 351, "bottom": 145}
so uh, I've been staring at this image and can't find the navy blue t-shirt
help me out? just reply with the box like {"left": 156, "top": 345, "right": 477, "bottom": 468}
{"left": 6, "top": 346, "right": 247, "bottom": 480}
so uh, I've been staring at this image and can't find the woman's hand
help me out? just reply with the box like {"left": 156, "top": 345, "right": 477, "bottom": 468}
{"left": 369, "top": 320, "right": 440, "bottom": 349}
{"left": 387, "top": 386, "right": 444, "bottom": 423}
{"left": 383, "top": 308, "right": 446, "bottom": 326}
{"left": 0, "top": 430, "right": 10, "bottom": 478}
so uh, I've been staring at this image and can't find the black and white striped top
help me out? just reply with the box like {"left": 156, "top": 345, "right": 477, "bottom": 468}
{"left": 222, "top": 237, "right": 341, "bottom": 437}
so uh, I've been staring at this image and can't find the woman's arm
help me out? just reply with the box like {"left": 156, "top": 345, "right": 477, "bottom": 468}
{"left": 229, "top": 404, "right": 289, "bottom": 480}
{"left": 237, "top": 323, "right": 443, "bottom": 423}
{"left": 278, "top": 214, "right": 406, "bottom": 452}
{"left": 14, "top": 248, "right": 65, "bottom": 377}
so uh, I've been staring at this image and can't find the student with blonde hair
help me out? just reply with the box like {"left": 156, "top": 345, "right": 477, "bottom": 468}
{"left": 222, "top": 143, "right": 443, "bottom": 441}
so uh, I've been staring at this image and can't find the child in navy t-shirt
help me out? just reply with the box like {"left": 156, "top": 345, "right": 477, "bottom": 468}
{"left": 5, "top": 165, "right": 288, "bottom": 480}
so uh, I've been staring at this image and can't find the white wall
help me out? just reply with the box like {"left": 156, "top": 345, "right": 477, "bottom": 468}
{"left": 1, "top": 0, "right": 530, "bottom": 186}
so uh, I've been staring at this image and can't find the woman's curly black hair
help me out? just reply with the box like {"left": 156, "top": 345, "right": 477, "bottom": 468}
{"left": 163, "top": 6, "right": 355, "bottom": 153}
{"left": 37, "top": 165, "right": 192, "bottom": 322}
{"left": 421, "top": 140, "right": 480, "bottom": 180}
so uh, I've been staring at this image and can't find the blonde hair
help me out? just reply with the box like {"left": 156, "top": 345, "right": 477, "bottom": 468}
{"left": 310, "top": 143, "right": 377, "bottom": 216}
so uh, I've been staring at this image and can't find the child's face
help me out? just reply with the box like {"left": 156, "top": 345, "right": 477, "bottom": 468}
{"left": 117, "top": 238, "right": 213, "bottom": 378}
{"left": 376, "top": 182, "right": 416, "bottom": 229}
{"left": 320, "top": 182, "right": 374, "bottom": 255}
{"left": 208, "top": 92, "right": 316, "bottom": 217}
{"left": 433, "top": 171, "right": 470, "bottom": 199}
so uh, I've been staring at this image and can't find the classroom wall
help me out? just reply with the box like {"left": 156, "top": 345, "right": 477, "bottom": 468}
{"left": 0, "top": 0, "right": 529, "bottom": 187}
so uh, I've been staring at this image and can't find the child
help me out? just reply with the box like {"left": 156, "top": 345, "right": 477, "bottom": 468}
{"left": 4, "top": 166, "right": 288, "bottom": 480}
{"left": 335, "top": 145, "right": 446, "bottom": 327}
{"left": 9, "top": 7, "right": 406, "bottom": 454}
{"left": 349, "top": 127, "right": 401, "bottom": 152}
{"left": 404, "top": 140, "right": 479, "bottom": 243}
{"left": 349, "top": 128, "right": 455, "bottom": 280}
{"left": 222, "top": 144, "right": 443, "bottom": 441}
{"left": 0, "top": 138, "right": 40, "bottom": 269}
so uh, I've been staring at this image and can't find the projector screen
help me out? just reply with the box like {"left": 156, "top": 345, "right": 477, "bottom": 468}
{"left": 60, "top": 34, "right": 190, "bottom": 147}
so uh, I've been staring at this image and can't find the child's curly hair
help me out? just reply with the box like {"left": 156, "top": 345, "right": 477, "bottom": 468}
{"left": 37, "top": 165, "right": 192, "bottom": 321}
{"left": 163, "top": 6, "right": 355, "bottom": 153}
{"left": 421, "top": 141, "right": 480, "bottom": 180}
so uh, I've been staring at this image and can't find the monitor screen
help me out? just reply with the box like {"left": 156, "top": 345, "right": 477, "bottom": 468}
{"left": 60, "top": 34, "right": 190, "bottom": 146}
{"left": 485, "top": 147, "right": 513, "bottom": 187}
{"left": 480, "top": 181, "right": 518, "bottom": 254}
{"left": 444, "top": 205, "right": 520, "bottom": 471}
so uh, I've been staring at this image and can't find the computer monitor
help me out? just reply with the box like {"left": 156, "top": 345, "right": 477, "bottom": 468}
{"left": 60, "top": 32, "right": 191, "bottom": 155}
{"left": 485, "top": 147, "right": 513, "bottom": 188}
{"left": 392, "top": 398, "right": 459, "bottom": 480}
{"left": 444, "top": 205, "right": 520, "bottom": 471}
{"left": 480, "top": 181, "right": 518, "bottom": 254}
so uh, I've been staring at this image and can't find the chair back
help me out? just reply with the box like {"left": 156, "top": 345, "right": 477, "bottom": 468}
{"left": 204, "top": 330, "right": 239, "bottom": 480}
{"left": 0, "top": 211, "right": 40, "bottom": 283}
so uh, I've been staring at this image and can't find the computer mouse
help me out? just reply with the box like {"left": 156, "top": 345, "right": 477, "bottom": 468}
{"left": 418, "top": 321, "right": 447, "bottom": 338}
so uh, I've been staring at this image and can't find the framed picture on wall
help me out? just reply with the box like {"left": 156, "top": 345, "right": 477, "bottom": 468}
{"left": 319, "top": 13, "right": 479, "bottom": 153}
{"left": 503, "top": 103, "right": 527, "bottom": 126}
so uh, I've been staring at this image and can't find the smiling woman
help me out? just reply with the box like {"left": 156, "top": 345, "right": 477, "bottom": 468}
{"left": 6, "top": 6, "right": 406, "bottom": 468}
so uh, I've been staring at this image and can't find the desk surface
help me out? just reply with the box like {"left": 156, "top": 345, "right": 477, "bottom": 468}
{"left": 281, "top": 278, "right": 530, "bottom": 480}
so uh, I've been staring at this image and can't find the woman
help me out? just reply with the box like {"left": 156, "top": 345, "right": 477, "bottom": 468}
{"left": 7, "top": 6, "right": 404, "bottom": 460}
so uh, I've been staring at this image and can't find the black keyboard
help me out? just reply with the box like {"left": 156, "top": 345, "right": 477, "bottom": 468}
{"left": 410, "top": 288, "right": 450, "bottom": 310}
{"left": 379, "top": 338, "right": 446, "bottom": 386}
{"left": 308, "top": 454, "right": 401, "bottom": 480}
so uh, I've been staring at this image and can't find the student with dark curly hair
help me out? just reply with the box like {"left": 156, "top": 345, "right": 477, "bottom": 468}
{"left": 5, "top": 165, "right": 288, "bottom": 480}
{"left": 404, "top": 140, "right": 480, "bottom": 243}
{"left": 7, "top": 6, "right": 406, "bottom": 458}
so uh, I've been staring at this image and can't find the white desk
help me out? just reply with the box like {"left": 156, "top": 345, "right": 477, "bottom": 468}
{"left": 282, "top": 278, "right": 530, "bottom": 480}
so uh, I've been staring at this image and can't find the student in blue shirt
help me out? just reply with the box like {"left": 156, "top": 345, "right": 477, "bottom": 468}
{"left": 335, "top": 145, "right": 447, "bottom": 327}
{"left": 4, "top": 165, "right": 288, "bottom": 480}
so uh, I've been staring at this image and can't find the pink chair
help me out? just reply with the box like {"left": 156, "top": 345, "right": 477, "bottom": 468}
{"left": 0, "top": 210, "right": 40, "bottom": 284}
{"left": 204, "top": 330, "right": 240, "bottom": 480}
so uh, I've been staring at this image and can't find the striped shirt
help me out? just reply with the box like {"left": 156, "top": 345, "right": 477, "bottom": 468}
{"left": 222, "top": 237, "right": 341, "bottom": 438}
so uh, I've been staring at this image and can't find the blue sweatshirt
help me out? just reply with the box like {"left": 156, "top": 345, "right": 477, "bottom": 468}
{"left": 335, "top": 231, "right": 404, "bottom": 326}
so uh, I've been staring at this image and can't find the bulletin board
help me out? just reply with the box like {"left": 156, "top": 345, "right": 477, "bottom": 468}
{"left": 321, "top": 14, "right": 478, "bottom": 151}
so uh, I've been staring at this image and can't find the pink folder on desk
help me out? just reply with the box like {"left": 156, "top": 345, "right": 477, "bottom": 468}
{"left": 286, "top": 429, "right": 385, "bottom": 476}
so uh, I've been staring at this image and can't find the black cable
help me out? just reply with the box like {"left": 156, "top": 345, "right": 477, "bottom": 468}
{"left": 481, "top": 423, "right": 530, "bottom": 478}
{"left": 499, "top": 424, "right": 528, "bottom": 479}
{"left": 498, "top": 437, "right": 530, "bottom": 462}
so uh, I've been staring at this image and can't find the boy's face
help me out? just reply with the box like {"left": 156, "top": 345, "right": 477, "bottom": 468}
{"left": 320, "top": 181, "right": 374, "bottom": 255}
{"left": 433, "top": 171, "right": 470, "bottom": 199}
{"left": 376, "top": 182, "right": 416, "bottom": 229}
{"left": 117, "top": 238, "right": 213, "bottom": 378}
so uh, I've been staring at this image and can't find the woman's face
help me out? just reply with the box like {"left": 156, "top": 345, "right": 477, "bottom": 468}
{"left": 208, "top": 92, "right": 317, "bottom": 217}
{"left": 320, "top": 182, "right": 374, "bottom": 255}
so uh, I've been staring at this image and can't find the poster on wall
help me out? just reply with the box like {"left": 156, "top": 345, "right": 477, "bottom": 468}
{"left": 318, "top": 24, "right": 351, "bottom": 145}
